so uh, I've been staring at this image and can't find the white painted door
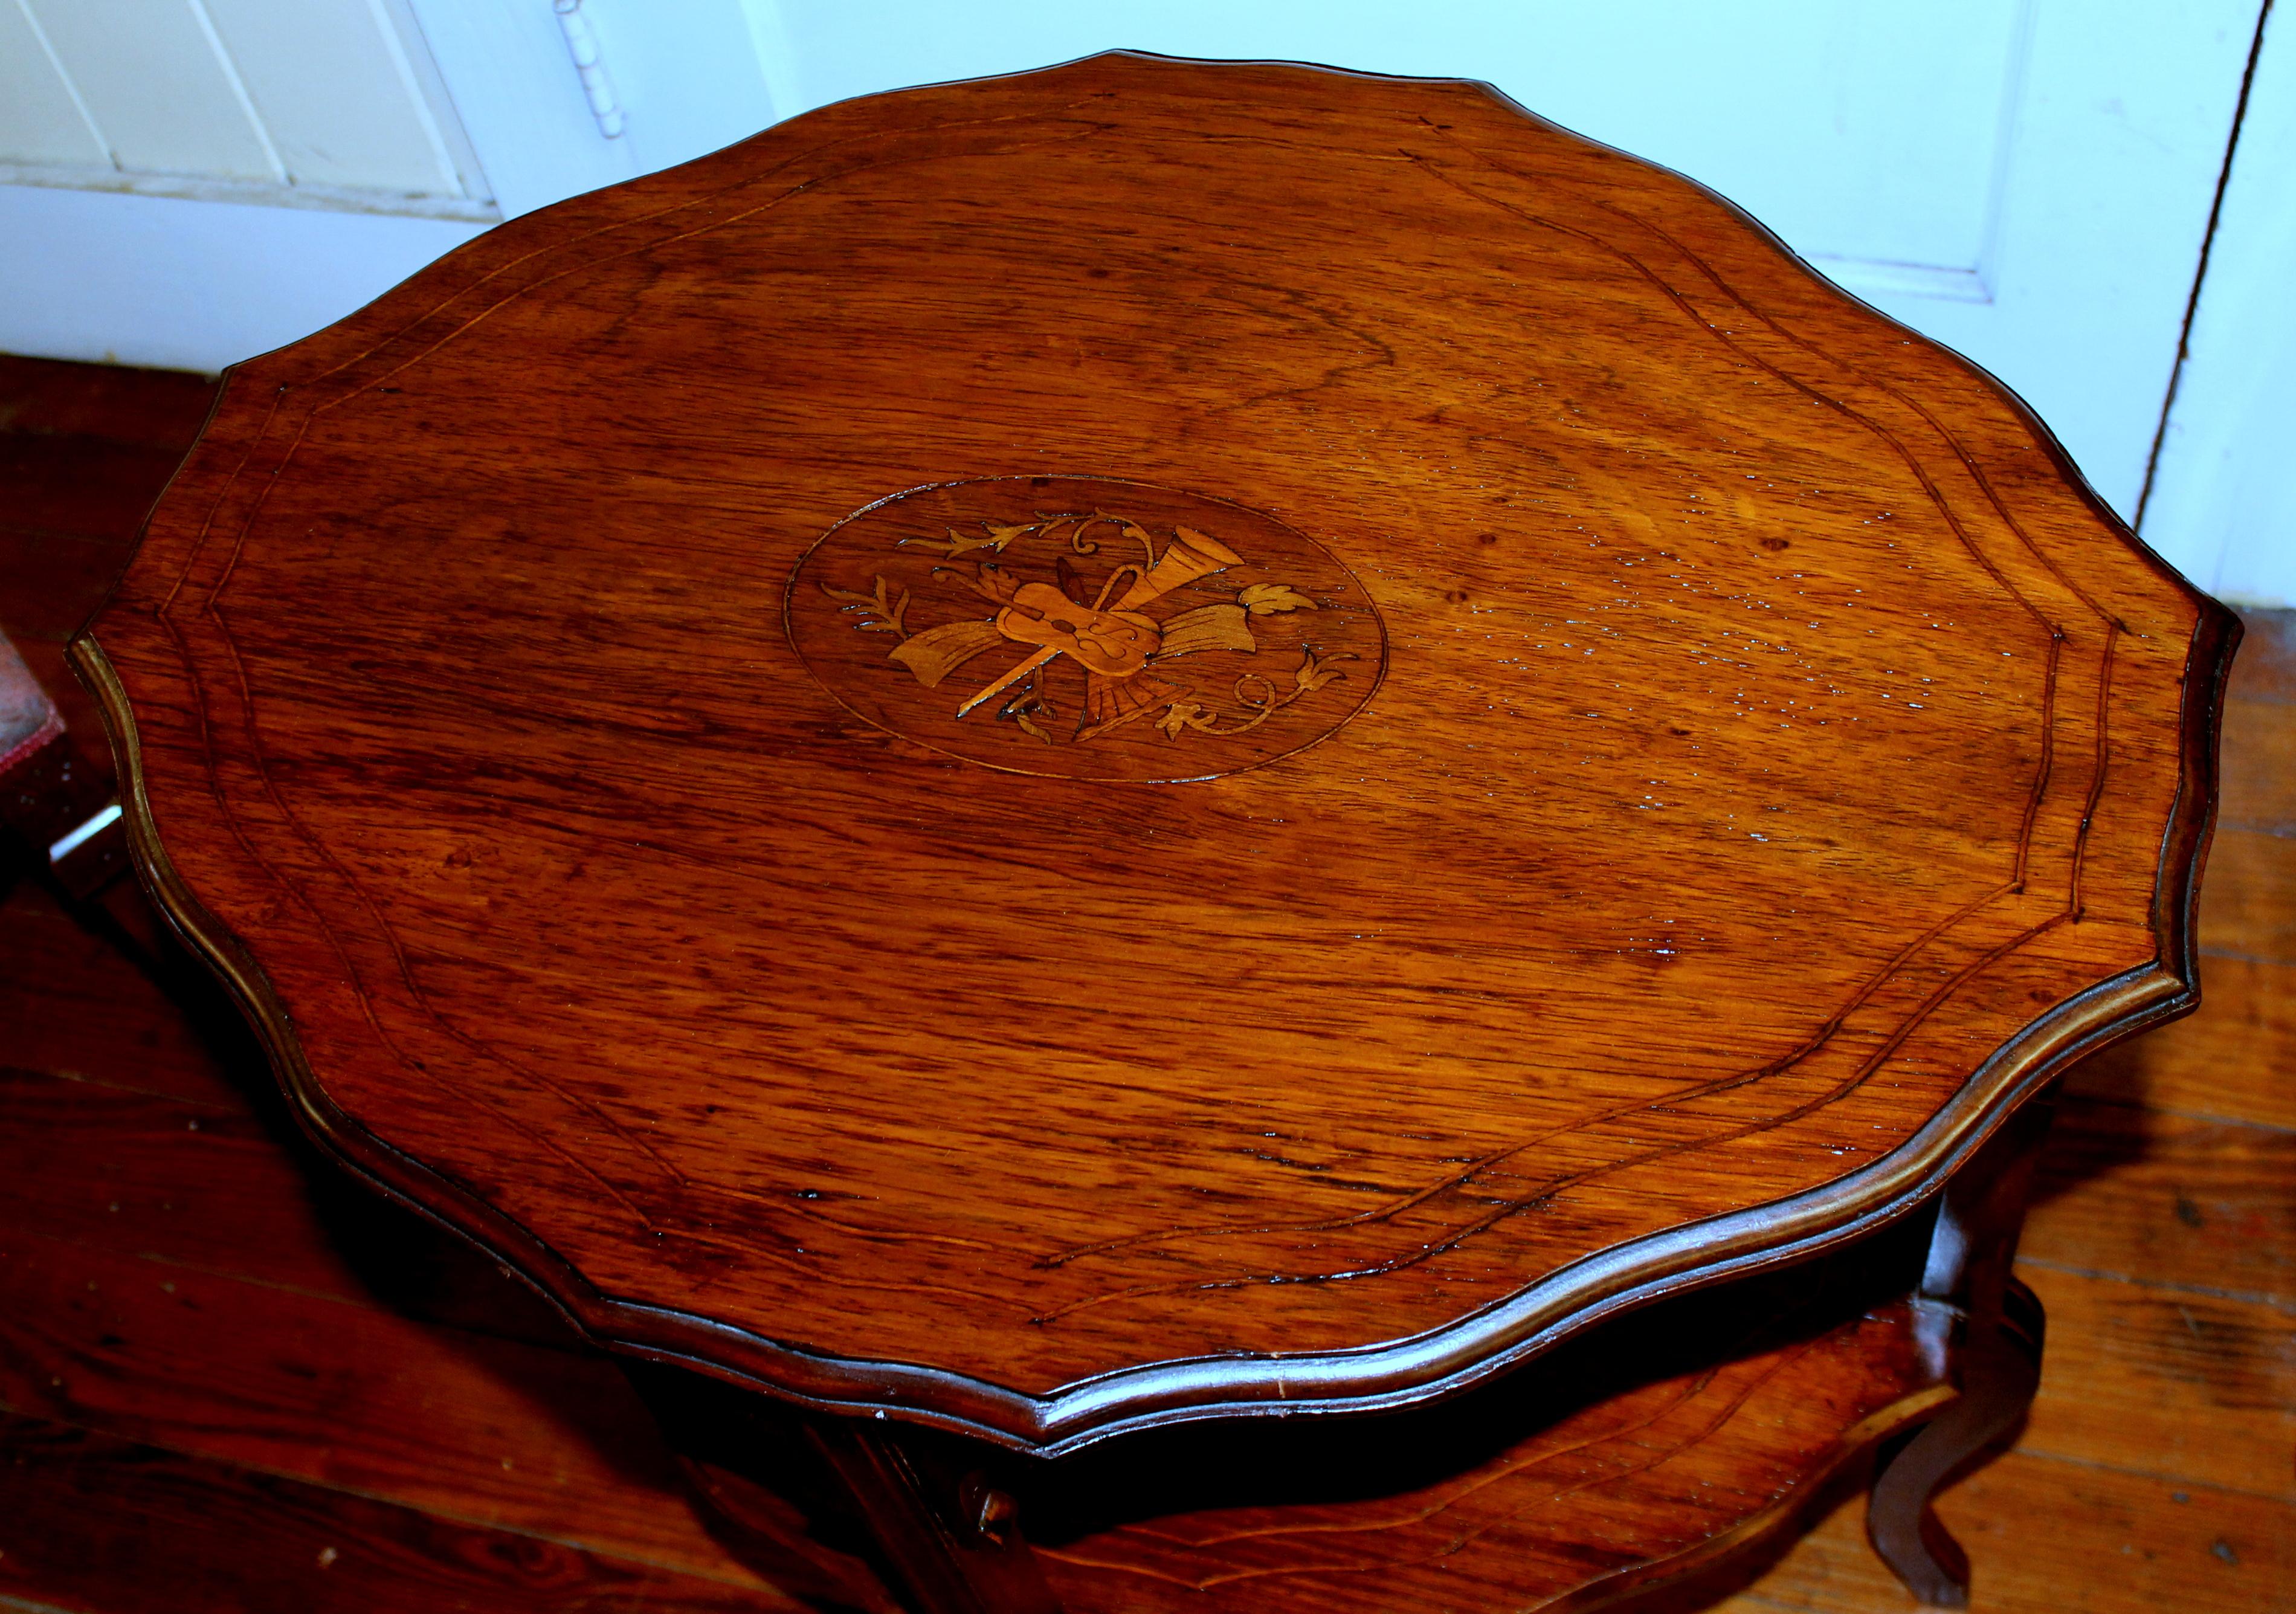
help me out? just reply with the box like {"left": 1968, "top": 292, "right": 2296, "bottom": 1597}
{"left": 2140, "top": 0, "right": 2296, "bottom": 607}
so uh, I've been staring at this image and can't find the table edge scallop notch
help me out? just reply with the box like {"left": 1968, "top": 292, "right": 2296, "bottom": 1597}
{"left": 66, "top": 592, "right": 2233, "bottom": 1451}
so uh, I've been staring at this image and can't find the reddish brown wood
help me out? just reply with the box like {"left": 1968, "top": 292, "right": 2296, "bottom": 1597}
{"left": 2014, "top": 1265, "right": 2296, "bottom": 1501}
{"left": 1719, "top": 1452, "right": 2293, "bottom": 1614}
{"left": 1869, "top": 1095, "right": 2054, "bottom": 1604}
{"left": 0, "top": 354, "right": 207, "bottom": 909}
{"left": 805, "top": 1422, "right": 1065, "bottom": 1614}
{"left": 0, "top": 1064, "right": 573, "bottom": 1348}
{"left": 78, "top": 51, "right": 2231, "bottom": 1455}
{"left": 0, "top": 874, "right": 259, "bottom": 1105}
{"left": 647, "top": 1401, "right": 906, "bottom": 1614}
{"left": 0, "top": 355, "right": 214, "bottom": 809}
{"left": 0, "top": 886, "right": 835, "bottom": 1606}
{"left": 4, "top": 616, "right": 125, "bottom": 899}
{"left": 4, "top": 349, "right": 2280, "bottom": 1614}
{"left": 0, "top": 1228, "right": 774, "bottom": 1586}
{"left": 2023, "top": 1097, "right": 2296, "bottom": 1301}
{"left": 0, "top": 351, "right": 216, "bottom": 447}
{"left": 62, "top": 50, "right": 2238, "bottom": 1614}
{"left": 1002, "top": 1247, "right": 1949, "bottom": 1614}
{"left": 637, "top": 1361, "right": 1063, "bottom": 1614}
{"left": 636, "top": 1240, "right": 1951, "bottom": 1614}
{"left": 0, "top": 1413, "right": 782, "bottom": 1614}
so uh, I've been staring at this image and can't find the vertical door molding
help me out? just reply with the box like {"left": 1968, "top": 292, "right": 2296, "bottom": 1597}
{"left": 399, "top": 0, "right": 637, "bottom": 218}
{"left": 1840, "top": 0, "right": 2265, "bottom": 520}
{"left": 2139, "top": 1, "right": 2294, "bottom": 607}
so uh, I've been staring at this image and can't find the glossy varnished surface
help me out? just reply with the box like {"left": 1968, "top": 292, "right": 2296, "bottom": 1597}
{"left": 83, "top": 54, "right": 2229, "bottom": 1447}
{"left": 1027, "top": 1258, "right": 1951, "bottom": 1613}
{"left": 11, "top": 357, "right": 2288, "bottom": 1614}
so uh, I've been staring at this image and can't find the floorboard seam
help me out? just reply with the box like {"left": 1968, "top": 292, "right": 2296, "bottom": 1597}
{"left": 1996, "top": 1444, "right": 2296, "bottom": 1506}
{"left": 2014, "top": 1254, "right": 2295, "bottom": 1311}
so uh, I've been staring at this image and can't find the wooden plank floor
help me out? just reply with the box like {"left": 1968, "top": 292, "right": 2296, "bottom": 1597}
{"left": 2, "top": 354, "right": 2289, "bottom": 1614}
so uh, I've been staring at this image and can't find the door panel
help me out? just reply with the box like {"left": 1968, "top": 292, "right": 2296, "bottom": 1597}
{"left": 2140, "top": 1, "right": 2296, "bottom": 606}
{"left": 24, "top": 0, "right": 282, "bottom": 181}
{"left": 0, "top": 3, "right": 111, "bottom": 168}
{"left": 1870, "top": 0, "right": 2262, "bottom": 521}
{"left": 199, "top": 0, "right": 473, "bottom": 196}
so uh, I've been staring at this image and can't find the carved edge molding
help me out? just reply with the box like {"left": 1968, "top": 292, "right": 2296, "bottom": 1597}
{"left": 69, "top": 589, "right": 2238, "bottom": 1454}
{"left": 1189, "top": 1374, "right": 1961, "bottom": 1614}
{"left": 71, "top": 52, "right": 2247, "bottom": 1454}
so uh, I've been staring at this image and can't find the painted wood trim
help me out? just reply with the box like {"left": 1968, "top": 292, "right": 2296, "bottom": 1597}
{"left": 2138, "top": 0, "right": 2296, "bottom": 608}
{"left": 0, "top": 160, "right": 498, "bottom": 221}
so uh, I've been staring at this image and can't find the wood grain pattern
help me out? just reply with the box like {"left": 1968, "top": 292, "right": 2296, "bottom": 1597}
{"left": 2024, "top": 1096, "right": 2296, "bottom": 1298}
{"left": 2217, "top": 712, "right": 2296, "bottom": 834}
{"left": 0, "top": 888, "right": 852, "bottom": 1608}
{"left": 787, "top": 482, "right": 1387, "bottom": 775}
{"left": 2016, "top": 1264, "right": 2296, "bottom": 1500}
{"left": 0, "top": 879, "right": 240, "bottom": 1104}
{"left": 2198, "top": 830, "right": 2296, "bottom": 963}
{"left": 2060, "top": 641, "right": 2296, "bottom": 1138}
{"left": 0, "top": 1228, "right": 782, "bottom": 1590}
{"left": 0, "top": 1414, "right": 784, "bottom": 1614}
{"left": 0, "top": 352, "right": 217, "bottom": 445}
{"left": 79, "top": 52, "right": 2233, "bottom": 1450}
{"left": 1024, "top": 1259, "right": 1949, "bottom": 1614}
{"left": 1712, "top": 1452, "right": 2294, "bottom": 1614}
{"left": 2066, "top": 955, "right": 2296, "bottom": 1131}
{"left": 0, "top": 1061, "right": 574, "bottom": 1349}
{"left": 19, "top": 353, "right": 2278, "bottom": 1614}
{"left": 0, "top": 354, "right": 214, "bottom": 801}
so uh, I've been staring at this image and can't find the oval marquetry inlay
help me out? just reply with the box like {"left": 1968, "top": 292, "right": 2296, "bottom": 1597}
{"left": 785, "top": 477, "right": 1387, "bottom": 781}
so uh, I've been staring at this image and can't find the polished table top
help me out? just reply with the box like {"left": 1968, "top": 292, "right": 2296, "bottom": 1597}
{"left": 82, "top": 53, "right": 2230, "bottom": 1455}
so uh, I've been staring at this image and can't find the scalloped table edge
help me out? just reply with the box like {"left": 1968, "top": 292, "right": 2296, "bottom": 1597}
{"left": 66, "top": 587, "right": 2238, "bottom": 1453}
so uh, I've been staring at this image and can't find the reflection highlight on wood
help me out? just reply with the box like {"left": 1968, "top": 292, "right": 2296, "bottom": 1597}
{"left": 1031, "top": 1281, "right": 1949, "bottom": 1614}
{"left": 1, "top": 353, "right": 2285, "bottom": 1612}
{"left": 79, "top": 55, "right": 2229, "bottom": 1449}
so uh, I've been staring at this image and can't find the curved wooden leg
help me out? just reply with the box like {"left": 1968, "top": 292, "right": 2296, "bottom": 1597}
{"left": 807, "top": 1416, "right": 1064, "bottom": 1614}
{"left": 1869, "top": 1279, "right": 2043, "bottom": 1604}
{"left": 670, "top": 1442, "right": 907, "bottom": 1613}
{"left": 630, "top": 1361, "right": 1062, "bottom": 1614}
{"left": 1868, "top": 1094, "right": 2055, "bottom": 1606}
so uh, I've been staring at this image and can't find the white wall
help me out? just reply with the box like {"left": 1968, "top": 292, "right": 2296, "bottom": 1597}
{"left": 2139, "top": 1, "right": 2296, "bottom": 608}
{"left": 0, "top": 182, "right": 485, "bottom": 374}
{"left": 0, "top": 0, "right": 501, "bottom": 372}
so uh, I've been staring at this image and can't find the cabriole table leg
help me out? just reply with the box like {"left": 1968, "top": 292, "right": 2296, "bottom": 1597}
{"left": 1869, "top": 1092, "right": 2056, "bottom": 1606}
{"left": 807, "top": 1418, "right": 1063, "bottom": 1614}
{"left": 630, "top": 1361, "right": 1060, "bottom": 1613}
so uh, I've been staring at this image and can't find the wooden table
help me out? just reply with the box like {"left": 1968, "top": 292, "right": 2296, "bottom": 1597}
{"left": 77, "top": 52, "right": 2234, "bottom": 1614}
